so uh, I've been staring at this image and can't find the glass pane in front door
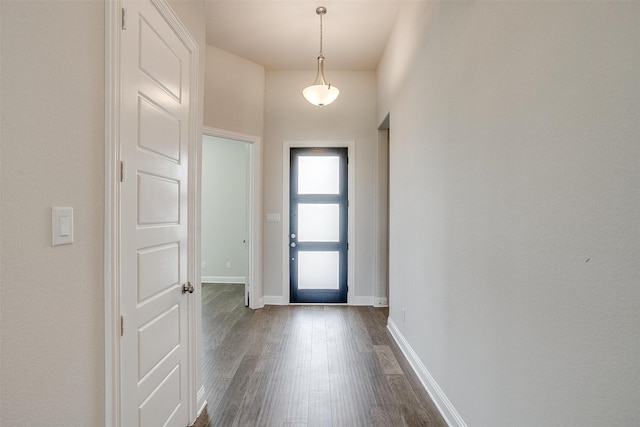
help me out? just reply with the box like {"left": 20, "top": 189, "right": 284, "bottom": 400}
{"left": 290, "top": 147, "right": 348, "bottom": 303}
{"left": 298, "top": 156, "right": 340, "bottom": 194}
{"left": 298, "top": 251, "right": 340, "bottom": 289}
{"left": 297, "top": 204, "right": 339, "bottom": 242}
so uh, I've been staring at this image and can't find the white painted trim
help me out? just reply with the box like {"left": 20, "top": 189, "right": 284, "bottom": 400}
{"left": 203, "top": 126, "right": 263, "bottom": 309}
{"left": 196, "top": 385, "right": 207, "bottom": 419}
{"left": 104, "top": 1, "right": 121, "bottom": 425}
{"left": 202, "top": 276, "right": 246, "bottom": 284}
{"left": 373, "top": 128, "right": 390, "bottom": 307}
{"left": 350, "top": 296, "right": 374, "bottom": 306}
{"left": 263, "top": 295, "right": 288, "bottom": 305}
{"left": 282, "top": 140, "right": 356, "bottom": 305}
{"left": 373, "top": 131, "right": 380, "bottom": 306}
{"left": 374, "top": 297, "right": 389, "bottom": 307}
{"left": 387, "top": 318, "right": 467, "bottom": 427}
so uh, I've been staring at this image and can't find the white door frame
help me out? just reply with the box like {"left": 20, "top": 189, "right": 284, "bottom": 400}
{"left": 203, "top": 127, "right": 263, "bottom": 309}
{"left": 104, "top": 0, "right": 201, "bottom": 425}
{"left": 282, "top": 140, "right": 355, "bottom": 304}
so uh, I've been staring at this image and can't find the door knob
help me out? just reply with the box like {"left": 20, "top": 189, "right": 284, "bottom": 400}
{"left": 182, "top": 282, "right": 194, "bottom": 294}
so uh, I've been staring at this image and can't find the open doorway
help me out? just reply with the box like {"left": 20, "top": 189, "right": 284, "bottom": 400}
{"left": 200, "top": 127, "right": 262, "bottom": 311}
{"left": 201, "top": 135, "right": 250, "bottom": 305}
{"left": 376, "top": 115, "right": 390, "bottom": 307}
{"left": 198, "top": 127, "right": 262, "bottom": 418}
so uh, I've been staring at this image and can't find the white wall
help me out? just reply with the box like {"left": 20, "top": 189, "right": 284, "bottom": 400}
{"left": 202, "top": 45, "right": 265, "bottom": 305}
{"left": 201, "top": 136, "right": 247, "bottom": 282}
{"left": 262, "top": 71, "right": 380, "bottom": 303}
{"left": 0, "top": 1, "right": 105, "bottom": 424}
{"left": 204, "top": 45, "right": 265, "bottom": 136}
{"left": 0, "top": 1, "right": 206, "bottom": 425}
{"left": 379, "top": 1, "right": 640, "bottom": 425}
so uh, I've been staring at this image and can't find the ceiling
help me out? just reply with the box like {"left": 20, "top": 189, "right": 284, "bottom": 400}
{"left": 204, "top": 1, "right": 405, "bottom": 71}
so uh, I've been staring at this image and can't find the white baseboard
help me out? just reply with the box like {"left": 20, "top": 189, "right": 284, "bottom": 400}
{"left": 196, "top": 385, "right": 207, "bottom": 418}
{"left": 349, "top": 295, "right": 374, "bottom": 306}
{"left": 253, "top": 296, "right": 265, "bottom": 309}
{"left": 263, "top": 295, "right": 287, "bottom": 305}
{"left": 263, "top": 295, "right": 385, "bottom": 306}
{"left": 387, "top": 318, "right": 467, "bottom": 427}
{"left": 202, "top": 276, "right": 245, "bottom": 284}
{"left": 373, "top": 297, "right": 389, "bottom": 307}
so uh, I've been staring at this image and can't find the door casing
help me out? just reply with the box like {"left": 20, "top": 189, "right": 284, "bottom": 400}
{"left": 282, "top": 141, "right": 355, "bottom": 305}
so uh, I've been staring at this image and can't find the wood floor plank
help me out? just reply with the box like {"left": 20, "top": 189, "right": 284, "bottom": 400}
{"left": 373, "top": 344, "right": 404, "bottom": 375}
{"left": 235, "top": 372, "right": 270, "bottom": 426}
{"left": 206, "top": 355, "right": 259, "bottom": 426}
{"left": 367, "top": 404, "right": 405, "bottom": 427}
{"left": 386, "top": 374, "right": 446, "bottom": 426}
{"left": 198, "top": 284, "right": 447, "bottom": 427}
{"left": 308, "top": 390, "right": 332, "bottom": 427}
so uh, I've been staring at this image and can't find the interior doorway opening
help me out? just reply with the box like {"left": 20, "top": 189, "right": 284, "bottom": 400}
{"left": 376, "top": 115, "right": 390, "bottom": 308}
{"left": 200, "top": 127, "right": 262, "bottom": 309}
{"left": 201, "top": 135, "right": 250, "bottom": 305}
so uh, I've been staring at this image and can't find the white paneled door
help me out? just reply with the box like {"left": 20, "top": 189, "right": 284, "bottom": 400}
{"left": 119, "top": 1, "right": 194, "bottom": 426}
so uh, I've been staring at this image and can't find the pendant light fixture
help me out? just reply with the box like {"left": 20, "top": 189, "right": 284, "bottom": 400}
{"left": 302, "top": 6, "right": 339, "bottom": 107}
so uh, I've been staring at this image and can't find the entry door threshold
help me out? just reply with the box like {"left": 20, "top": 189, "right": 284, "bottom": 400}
{"left": 288, "top": 303, "right": 348, "bottom": 306}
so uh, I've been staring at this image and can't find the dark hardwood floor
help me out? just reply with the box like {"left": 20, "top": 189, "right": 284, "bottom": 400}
{"left": 194, "top": 284, "right": 447, "bottom": 427}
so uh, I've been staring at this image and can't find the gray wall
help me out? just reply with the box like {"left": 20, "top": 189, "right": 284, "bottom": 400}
{"left": 378, "top": 1, "right": 640, "bottom": 425}
{"left": 201, "top": 136, "right": 247, "bottom": 282}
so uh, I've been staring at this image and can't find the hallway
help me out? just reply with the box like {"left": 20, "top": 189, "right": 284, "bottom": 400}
{"left": 197, "top": 284, "right": 447, "bottom": 426}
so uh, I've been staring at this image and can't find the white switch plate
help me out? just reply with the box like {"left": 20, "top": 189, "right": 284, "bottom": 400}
{"left": 52, "top": 207, "right": 73, "bottom": 246}
{"left": 267, "top": 213, "right": 281, "bottom": 223}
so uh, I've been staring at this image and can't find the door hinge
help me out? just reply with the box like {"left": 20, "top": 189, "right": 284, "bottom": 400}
{"left": 120, "top": 315, "right": 124, "bottom": 337}
{"left": 120, "top": 161, "right": 126, "bottom": 182}
{"left": 121, "top": 8, "right": 128, "bottom": 30}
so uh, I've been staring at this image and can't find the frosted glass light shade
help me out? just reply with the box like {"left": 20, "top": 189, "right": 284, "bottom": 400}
{"left": 302, "top": 84, "right": 340, "bottom": 107}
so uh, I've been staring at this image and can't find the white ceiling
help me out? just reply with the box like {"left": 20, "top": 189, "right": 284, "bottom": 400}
{"left": 204, "top": 1, "right": 404, "bottom": 71}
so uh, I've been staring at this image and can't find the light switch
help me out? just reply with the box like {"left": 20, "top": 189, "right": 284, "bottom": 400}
{"left": 59, "top": 215, "right": 70, "bottom": 236}
{"left": 52, "top": 207, "right": 73, "bottom": 246}
{"left": 267, "top": 213, "right": 281, "bottom": 223}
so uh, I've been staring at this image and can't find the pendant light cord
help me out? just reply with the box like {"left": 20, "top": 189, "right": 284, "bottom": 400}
{"left": 319, "top": 10, "right": 324, "bottom": 57}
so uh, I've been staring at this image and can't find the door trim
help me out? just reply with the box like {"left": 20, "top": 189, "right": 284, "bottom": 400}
{"left": 202, "top": 127, "right": 263, "bottom": 310}
{"left": 282, "top": 141, "right": 355, "bottom": 305}
{"left": 104, "top": 1, "right": 200, "bottom": 425}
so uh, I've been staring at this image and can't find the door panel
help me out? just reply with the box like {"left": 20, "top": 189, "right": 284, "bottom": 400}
{"left": 138, "top": 96, "right": 181, "bottom": 161}
{"left": 290, "top": 147, "right": 348, "bottom": 303}
{"left": 120, "top": 1, "right": 192, "bottom": 426}
{"left": 137, "top": 243, "right": 179, "bottom": 302}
